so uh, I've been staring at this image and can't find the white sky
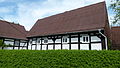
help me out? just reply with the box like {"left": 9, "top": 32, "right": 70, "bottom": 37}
{"left": 0, "top": 0, "right": 113, "bottom": 31}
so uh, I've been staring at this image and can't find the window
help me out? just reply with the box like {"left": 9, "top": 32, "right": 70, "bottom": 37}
{"left": 62, "top": 36, "right": 68, "bottom": 43}
{"left": 86, "top": 37, "right": 88, "bottom": 42}
{"left": 83, "top": 36, "right": 89, "bottom": 43}
{"left": 43, "top": 38, "right": 48, "bottom": 44}
{"left": 37, "top": 38, "right": 41, "bottom": 43}
{"left": 63, "top": 38, "right": 67, "bottom": 42}
{"left": 80, "top": 35, "right": 89, "bottom": 43}
{"left": 29, "top": 39, "right": 32, "bottom": 44}
{"left": 44, "top": 40, "right": 48, "bottom": 43}
{"left": 83, "top": 37, "right": 86, "bottom": 42}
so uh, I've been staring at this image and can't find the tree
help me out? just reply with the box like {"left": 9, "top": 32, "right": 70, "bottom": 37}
{"left": 109, "top": 0, "right": 120, "bottom": 25}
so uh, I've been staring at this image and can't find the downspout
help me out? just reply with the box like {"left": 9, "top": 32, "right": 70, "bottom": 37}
{"left": 98, "top": 29, "right": 108, "bottom": 50}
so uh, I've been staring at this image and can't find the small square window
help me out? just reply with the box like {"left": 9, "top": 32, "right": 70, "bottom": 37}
{"left": 86, "top": 37, "right": 88, "bottom": 42}
{"left": 43, "top": 38, "right": 48, "bottom": 44}
{"left": 81, "top": 35, "right": 89, "bottom": 43}
{"left": 44, "top": 40, "right": 48, "bottom": 43}
{"left": 62, "top": 36, "right": 68, "bottom": 43}
{"left": 83, "top": 37, "right": 86, "bottom": 42}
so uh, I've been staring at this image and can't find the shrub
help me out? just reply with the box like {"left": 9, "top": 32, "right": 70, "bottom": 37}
{"left": 0, "top": 50, "right": 120, "bottom": 68}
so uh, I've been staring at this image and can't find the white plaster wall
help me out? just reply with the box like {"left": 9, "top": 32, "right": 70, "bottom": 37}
{"left": 55, "top": 39, "right": 61, "bottom": 43}
{"left": 14, "top": 47, "right": 18, "bottom": 50}
{"left": 48, "top": 39, "right": 53, "bottom": 43}
{"left": 62, "top": 44, "right": 69, "bottom": 50}
{"left": 80, "top": 44, "right": 89, "bottom": 50}
{"left": 36, "top": 45, "right": 41, "bottom": 50}
{"left": 48, "top": 45, "right": 53, "bottom": 50}
{"left": 42, "top": 45, "right": 47, "bottom": 50}
{"left": 4, "top": 41, "right": 14, "bottom": 45}
{"left": 4, "top": 47, "right": 13, "bottom": 50}
{"left": 28, "top": 44, "right": 32, "bottom": 50}
{"left": 20, "top": 47, "right": 23, "bottom": 49}
{"left": 32, "top": 41, "right": 36, "bottom": 44}
{"left": 55, "top": 45, "right": 61, "bottom": 50}
{"left": 71, "top": 38, "right": 78, "bottom": 42}
{"left": 91, "top": 36, "right": 101, "bottom": 42}
{"left": 32, "top": 45, "right": 36, "bottom": 50}
{"left": 71, "top": 44, "right": 78, "bottom": 50}
{"left": 91, "top": 43, "right": 102, "bottom": 50}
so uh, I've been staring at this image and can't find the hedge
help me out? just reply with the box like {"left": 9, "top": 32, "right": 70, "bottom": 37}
{"left": 0, "top": 50, "right": 120, "bottom": 68}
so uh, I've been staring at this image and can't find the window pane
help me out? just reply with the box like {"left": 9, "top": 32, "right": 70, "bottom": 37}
{"left": 86, "top": 37, "right": 88, "bottom": 42}
{"left": 65, "top": 38, "right": 67, "bottom": 42}
{"left": 83, "top": 37, "right": 86, "bottom": 42}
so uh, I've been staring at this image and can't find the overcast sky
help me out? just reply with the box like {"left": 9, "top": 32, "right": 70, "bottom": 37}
{"left": 0, "top": 0, "right": 113, "bottom": 30}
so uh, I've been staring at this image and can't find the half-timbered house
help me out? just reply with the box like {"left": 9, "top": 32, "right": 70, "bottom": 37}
{"left": 27, "top": 1, "right": 110, "bottom": 50}
{"left": 0, "top": 20, "right": 28, "bottom": 49}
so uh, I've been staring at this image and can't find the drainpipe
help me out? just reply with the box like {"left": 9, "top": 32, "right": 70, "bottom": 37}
{"left": 98, "top": 29, "right": 108, "bottom": 50}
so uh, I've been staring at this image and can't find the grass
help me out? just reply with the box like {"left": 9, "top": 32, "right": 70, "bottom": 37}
{"left": 0, "top": 50, "right": 120, "bottom": 68}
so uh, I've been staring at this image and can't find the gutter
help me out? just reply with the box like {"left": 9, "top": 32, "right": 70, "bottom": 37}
{"left": 98, "top": 29, "right": 108, "bottom": 50}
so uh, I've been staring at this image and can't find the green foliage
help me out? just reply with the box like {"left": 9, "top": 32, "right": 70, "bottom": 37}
{"left": 109, "top": 0, "right": 120, "bottom": 25}
{"left": 108, "top": 39, "right": 112, "bottom": 50}
{"left": 0, "top": 40, "right": 3, "bottom": 46}
{"left": 0, "top": 50, "right": 120, "bottom": 68}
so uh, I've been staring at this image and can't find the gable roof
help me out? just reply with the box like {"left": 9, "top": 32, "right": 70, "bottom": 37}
{"left": 111, "top": 26, "right": 120, "bottom": 46}
{"left": 27, "top": 1, "right": 108, "bottom": 37}
{"left": 0, "top": 20, "right": 27, "bottom": 40}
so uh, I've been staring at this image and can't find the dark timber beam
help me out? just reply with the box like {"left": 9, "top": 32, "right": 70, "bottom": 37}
{"left": 61, "top": 36, "right": 63, "bottom": 50}
{"left": 18, "top": 40, "right": 20, "bottom": 50}
{"left": 13, "top": 39, "right": 15, "bottom": 50}
{"left": 35, "top": 38, "right": 37, "bottom": 50}
{"left": 69, "top": 34, "right": 71, "bottom": 50}
{"left": 53, "top": 36, "right": 55, "bottom": 50}
{"left": 2, "top": 38, "right": 5, "bottom": 49}
{"left": 78, "top": 34, "right": 80, "bottom": 50}
{"left": 89, "top": 34, "right": 91, "bottom": 50}
{"left": 31, "top": 39, "right": 33, "bottom": 50}
{"left": 41, "top": 37, "right": 43, "bottom": 50}
{"left": 101, "top": 37, "right": 106, "bottom": 50}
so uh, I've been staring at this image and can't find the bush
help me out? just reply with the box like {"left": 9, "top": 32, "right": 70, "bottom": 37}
{"left": 0, "top": 50, "right": 120, "bottom": 68}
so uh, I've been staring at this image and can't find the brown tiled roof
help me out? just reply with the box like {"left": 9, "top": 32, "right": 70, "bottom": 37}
{"left": 27, "top": 1, "right": 108, "bottom": 37}
{"left": 0, "top": 20, "right": 27, "bottom": 40}
{"left": 111, "top": 26, "right": 120, "bottom": 46}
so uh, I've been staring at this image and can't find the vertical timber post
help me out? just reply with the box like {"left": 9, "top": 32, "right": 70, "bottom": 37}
{"left": 78, "top": 34, "right": 80, "bottom": 50}
{"left": 53, "top": 36, "right": 55, "bottom": 50}
{"left": 13, "top": 39, "right": 16, "bottom": 50}
{"left": 69, "top": 34, "right": 71, "bottom": 50}
{"left": 61, "top": 36, "right": 63, "bottom": 50}
{"left": 18, "top": 40, "right": 20, "bottom": 50}
{"left": 89, "top": 33, "right": 91, "bottom": 50}
{"left": 2, "top": 38, "right": 5, "bottom": 49}
{"left": 41, "top": 37, "right": 42, "bottom": 50}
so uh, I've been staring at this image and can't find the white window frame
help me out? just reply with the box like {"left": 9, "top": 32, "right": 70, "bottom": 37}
{"left": 29, "top": 39, "right": 32, "bottom": 44}
{"left": 62, "top": 36, "right": 68, "bottom": 43}
{"left": 37, "top": 38, "right": 41, "bottom": 44}
{"left": 43, "top": 38, "right": 48, "bottom": 44}
{"left": 81, "top": 34, "right": 89, "bottom": 43}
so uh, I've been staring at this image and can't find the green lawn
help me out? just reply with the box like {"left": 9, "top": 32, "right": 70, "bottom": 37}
{"left": 0, "top": 50, "right": 120, "bottom": 68}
